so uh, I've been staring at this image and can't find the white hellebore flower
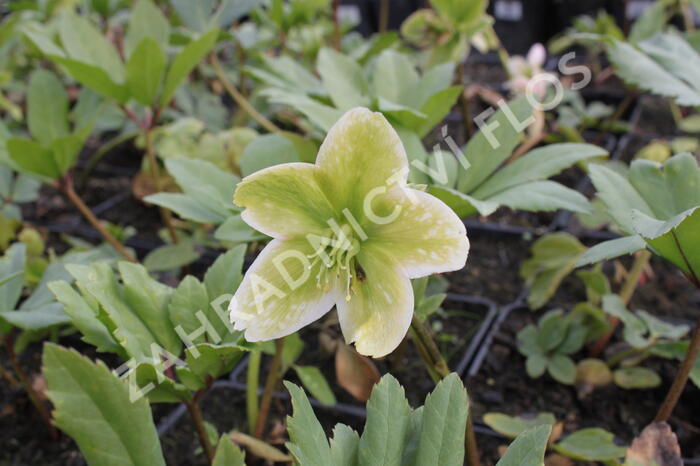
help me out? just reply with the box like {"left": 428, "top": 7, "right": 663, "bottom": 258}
{"left": 228, "top": 108, "right": 469, "bottom": 357}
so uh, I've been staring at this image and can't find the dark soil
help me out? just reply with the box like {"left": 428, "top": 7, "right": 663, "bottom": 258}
{"left": 632, "top": 96, "right": 679, "bottom": 137}
{"left": 468, "top": 304, "right": 700, "bottom": 465}
{"left": 0, "top": 343, "right": 83, "bottom": 466}
{"left": 447, "top": 233, "right": 532, "bottom": 305}
{"left": 0, "top": 337, "right": 123, "bottom": 466}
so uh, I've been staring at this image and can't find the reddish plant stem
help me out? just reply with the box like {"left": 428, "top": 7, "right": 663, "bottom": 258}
{"left": 333, "top": 0, "right": 341, "bottom": 50}
{"left": 4, "top": 335, "right": 58, "bottom": 440}
{"left": 656, "top": 312, "right": 700, "bottom": 422}
{"left": 185, "top": 393, "right": 215, "bottom": 463}
{"left": 59, "top": 175, "right": 137, "bottom": 263}
{"left": 378, "top": 0, "right": 389, "bottom": 33}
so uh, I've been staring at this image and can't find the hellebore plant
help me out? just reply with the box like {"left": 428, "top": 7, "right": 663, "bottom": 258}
{"left": 228, "top": 107, "right": 469, "bottom": 358}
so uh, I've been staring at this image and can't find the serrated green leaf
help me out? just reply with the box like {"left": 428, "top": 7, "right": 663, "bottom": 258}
{"left": 359, "top": 374, "right": 411, "bottom": 466}
{"left": 48, "top": 280, "right": 122, "bottom": 355}
{"left": 639, "top": 34, "right": 700, "bottom": 97}
{"left": 43, "top": 344, "right": 166, "bottom": 466}
{"left": 415, "top": 373, "right": 468, "bottom": 466}
{"left": 132, "top": 361, "right": 191, "bottom": 403}
{"left": 182, "top": 343, "right": 245, "bottom": 386}
{"left": 284, "top": 381, "right": 332, "bottom": 466}
{"left": 119, "top": 262, "right": 181, "bottom": 355}
{"left": 608, "top": 39, "right": 700, "bottom": 107}
{"left": 168, "top": 275, "right": 215, "bottom": 346}
{"left": 69, "top": 263, "right": 161, "bottom": 361}
{"left": 213, "top": 435, "right": 246, "bottom": 466}
{"left": 496, "top": 425, "right": 552, "bottom": 466}
{"left": 631, "top": 207, "right": 700, "bottom": 280}
{"left": 330, "top": 424, "right": 359, "bottom": 466}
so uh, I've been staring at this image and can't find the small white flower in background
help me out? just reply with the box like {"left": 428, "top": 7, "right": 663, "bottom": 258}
{"left": 228, "top": 108, "right": 469, "bottom": 358}
{"left": 507, "top": 43, "right": 555, "bottom": 99}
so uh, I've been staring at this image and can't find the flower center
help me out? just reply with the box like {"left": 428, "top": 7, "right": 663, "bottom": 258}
{"left": 307, "top": 224, "right": 361, "bottom": 301}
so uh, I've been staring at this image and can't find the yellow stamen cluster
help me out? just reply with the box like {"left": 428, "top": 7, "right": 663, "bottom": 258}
{"left": 306, "top": 224, "right": 361, "bottom": 301}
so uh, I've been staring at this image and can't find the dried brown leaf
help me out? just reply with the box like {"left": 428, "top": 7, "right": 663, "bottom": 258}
{"left": 335, "top": 343, "right": 380, "bottom": 402}
{"left": 626, "top": 422, "right": 682, "bottom": 466}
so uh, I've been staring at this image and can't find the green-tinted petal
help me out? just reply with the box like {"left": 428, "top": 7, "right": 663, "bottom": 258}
{"left": 337, "top": 244, "right": 413, "bottom": 358}
{"left": 365, "top": 187, "right": 469, "bottom": 278}
{"left": 316, "top": 108, "right": 409, "bottom": 217}
{"left": 234, "top": 163, "right": 336, "bottom": 238}
{"left": 229, "top": 239, "right": 340, "bottom": 341}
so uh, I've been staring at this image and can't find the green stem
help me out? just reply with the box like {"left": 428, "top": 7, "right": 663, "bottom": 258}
{"left": 210, "top": 54, "right": 282, "bottom": 134}
{"left": 606, "top": 346, "right": 648, "bottom": 368}
{"left": 409, "top": 315, "right": 481, "bottom": 466}
{"left": 254, "top": 338, "right": 284, "bottom": 439}
{"left": 589, "top": 250, "right": 652, "bottom": 357}
{"left": 246, "top": 350, "right": 261, "bottom": 435}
